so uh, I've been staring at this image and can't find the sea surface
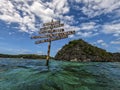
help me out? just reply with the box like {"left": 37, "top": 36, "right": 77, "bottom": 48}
{"left": 0, "top": 58, "right": 120, "bottom": 90}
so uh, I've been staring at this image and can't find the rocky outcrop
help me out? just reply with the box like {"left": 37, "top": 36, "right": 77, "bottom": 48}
{"left": 55, "top": 39, "right": 120, "bottom": 62}
{"left": 112, "top": 53, "right": 120, "bottom": 61}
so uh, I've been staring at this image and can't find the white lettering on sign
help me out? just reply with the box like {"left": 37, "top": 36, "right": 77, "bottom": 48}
{"left": 40, "top": 24, "right": 64, "bottom": 31}
{"left": 31, "top": 36, "right": 48, "bottom": 39}
{"left": 43, "top": 20, "right": 60, "bottom": 26}
{"left": 46, "top": 31, "right": 75, "bottom": 37}
{"left": 39, "top": 29, "right": 64, "bottom": 34}
{"left": 35, "top": 35, "right": 68, "bottom": 44}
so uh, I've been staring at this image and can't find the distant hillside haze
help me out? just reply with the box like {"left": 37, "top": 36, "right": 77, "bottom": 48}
{"left": 55, "top": 39, "right": 120, "bottom": 62}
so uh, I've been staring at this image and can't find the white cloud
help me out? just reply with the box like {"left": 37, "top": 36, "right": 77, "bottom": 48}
{"left": 102, "top": 23, "right": 120, "bottom": 37}
{"left": 101, "top": 43, "right": 108, "bottom": 47}
{"left": 111, "top": 41, "right": 120, "bottom": 44}
{"left": 75, "top": 0, "right": 81, "bottom": 3}
{"left": 0, "top": 0, "right": 37, "bottom": 33}
{"left": 97, "top": 39, "right": 104, "bottom": 43}
{"left": 75, "top": 22, "right": 99, "bottom": 38}
{"left": 0, "top": 0, "right": 70, "bottom": 33}
{"left": 80, "top": 22, "right": 96, "bottom": 30}
{"left": 0, "top": 0, "right": 21, "bottom": 23}
{"left": 71, "top": 0, "right": 120, "bottom": 39}
{"left": 81, "top": 0, "right": 120, "bottom": 18}
{"left": 30, "top": 1, "right": 54, "bottom": 22}
{"left": 111, "top": 39, "right": 120, "bottom": 44}
{"left": 77, "top": 32, "right": 91, "bottom": 37}
{"left": 77, "top": 31, "right": 98, "bottom": 37}
{"left": 68, "top": 35, "right": 74, "bottom": 38}
{"left": 96, "top": 39, "right": 108, "bottom": 47}
{"left": 48, "top": 0, "right": 69, "bottom": 14}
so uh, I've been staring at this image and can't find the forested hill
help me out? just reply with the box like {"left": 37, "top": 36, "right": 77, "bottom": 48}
{"left": 55, "top": 39, "right": 120, "bottom": 62}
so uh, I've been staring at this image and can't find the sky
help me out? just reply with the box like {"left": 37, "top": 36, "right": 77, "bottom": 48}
{"left": 0, "top": 0, "right": 120, "bottom": 56}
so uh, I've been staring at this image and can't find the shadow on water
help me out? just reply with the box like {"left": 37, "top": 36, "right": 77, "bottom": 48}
{"left": 0, "top": 58, "right": 120, "bottom": 90}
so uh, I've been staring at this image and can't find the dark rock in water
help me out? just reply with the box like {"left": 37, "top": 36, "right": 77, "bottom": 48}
{"left": 55, "top": 39, "right": 120, "bottom": 62}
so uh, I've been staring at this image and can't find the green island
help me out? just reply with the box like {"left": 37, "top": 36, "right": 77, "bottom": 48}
{"left": 55, "top": 39, "right": 120, "bottom": 62}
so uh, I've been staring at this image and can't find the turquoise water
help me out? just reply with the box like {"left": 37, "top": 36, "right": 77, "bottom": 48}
{"left": 0, "top": 58, "right": 120, "bottom": 90}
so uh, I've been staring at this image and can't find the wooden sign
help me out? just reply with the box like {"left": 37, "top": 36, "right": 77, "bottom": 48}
{"left": 40, "top": 24, "right": 64, "bottom": 31}
{"left": 35, "top": 35, "right": 68, "bottom": 44}
{"left": 31, "top": 36, "right": 48, "bottom": 39}
{"left": 46, "top": 31, "right": 75, "bottom": 37}
{"left": 35, "top": 39, "right": 50, "bottom": 44}
{"left": 39, "top": 29, "right": 64, "bottom": 34}
{"left": 43, "top": 20, "right": 60, "bottom": 26}
{"left": 51, "top": 35, "right": 68, "bottom": 41}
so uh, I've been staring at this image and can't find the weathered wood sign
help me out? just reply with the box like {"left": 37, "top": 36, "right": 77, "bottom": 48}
{"left": 45, "top": 31, "right": 75, "bottom": 37}
{"left": 39, "top": 29, "right": 64, "bottom": 34}
{"left": 40, "top": 24, "right": 64, "bottom": 31}
{"left": 31, "top": 36, "right": 48, "bottom": 39}
{"left": 35, "top": 35, "right": 68, "bottom": 44}
{"left": 31, "top": 20, "right": 75, "bottom": 66}
{"left": 43, "top": 20, "right": 60, "bottom": 26}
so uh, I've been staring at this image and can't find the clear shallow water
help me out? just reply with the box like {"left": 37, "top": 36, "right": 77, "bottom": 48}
{"left": 0, "top": 58, "right": 120, "bottom": 90}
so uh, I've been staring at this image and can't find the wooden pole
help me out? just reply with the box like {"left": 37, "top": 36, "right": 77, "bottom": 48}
{"left": 46, "top": 20, "right": 53, "bottom": 66}
{"left": 46, "top": 41, "right": 51, "bottom": 66}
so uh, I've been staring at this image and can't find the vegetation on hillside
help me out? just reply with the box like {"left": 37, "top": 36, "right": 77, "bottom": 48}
{"left": 55, "top": 39, "right": 120, "bottom": 62}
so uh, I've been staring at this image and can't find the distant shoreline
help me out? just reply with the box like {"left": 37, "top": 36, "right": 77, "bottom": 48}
{"left": 0, "top": 54, "right": 54, "bottom": 60}
{"left": 0, "top": 57, "right": 119, "bottom": 62}
{"left": 0, "top": 53, "right": 119, "bottom": 62}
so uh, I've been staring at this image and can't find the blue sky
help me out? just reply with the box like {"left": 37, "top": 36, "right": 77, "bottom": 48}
{"left": 0, "top": 0, "right": 120, "bottom": 56}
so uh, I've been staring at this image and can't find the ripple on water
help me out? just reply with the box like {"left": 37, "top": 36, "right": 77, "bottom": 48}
{"left": 0, "top": 58, "right": 120, "bottom": 90}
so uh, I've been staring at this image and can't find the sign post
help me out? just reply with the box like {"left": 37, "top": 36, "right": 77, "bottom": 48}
{"left": 46, "top": 41, "right": 51, "bottom": 66}
{"left": 31, "top": 20, "right": 75, "bottom": 66}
